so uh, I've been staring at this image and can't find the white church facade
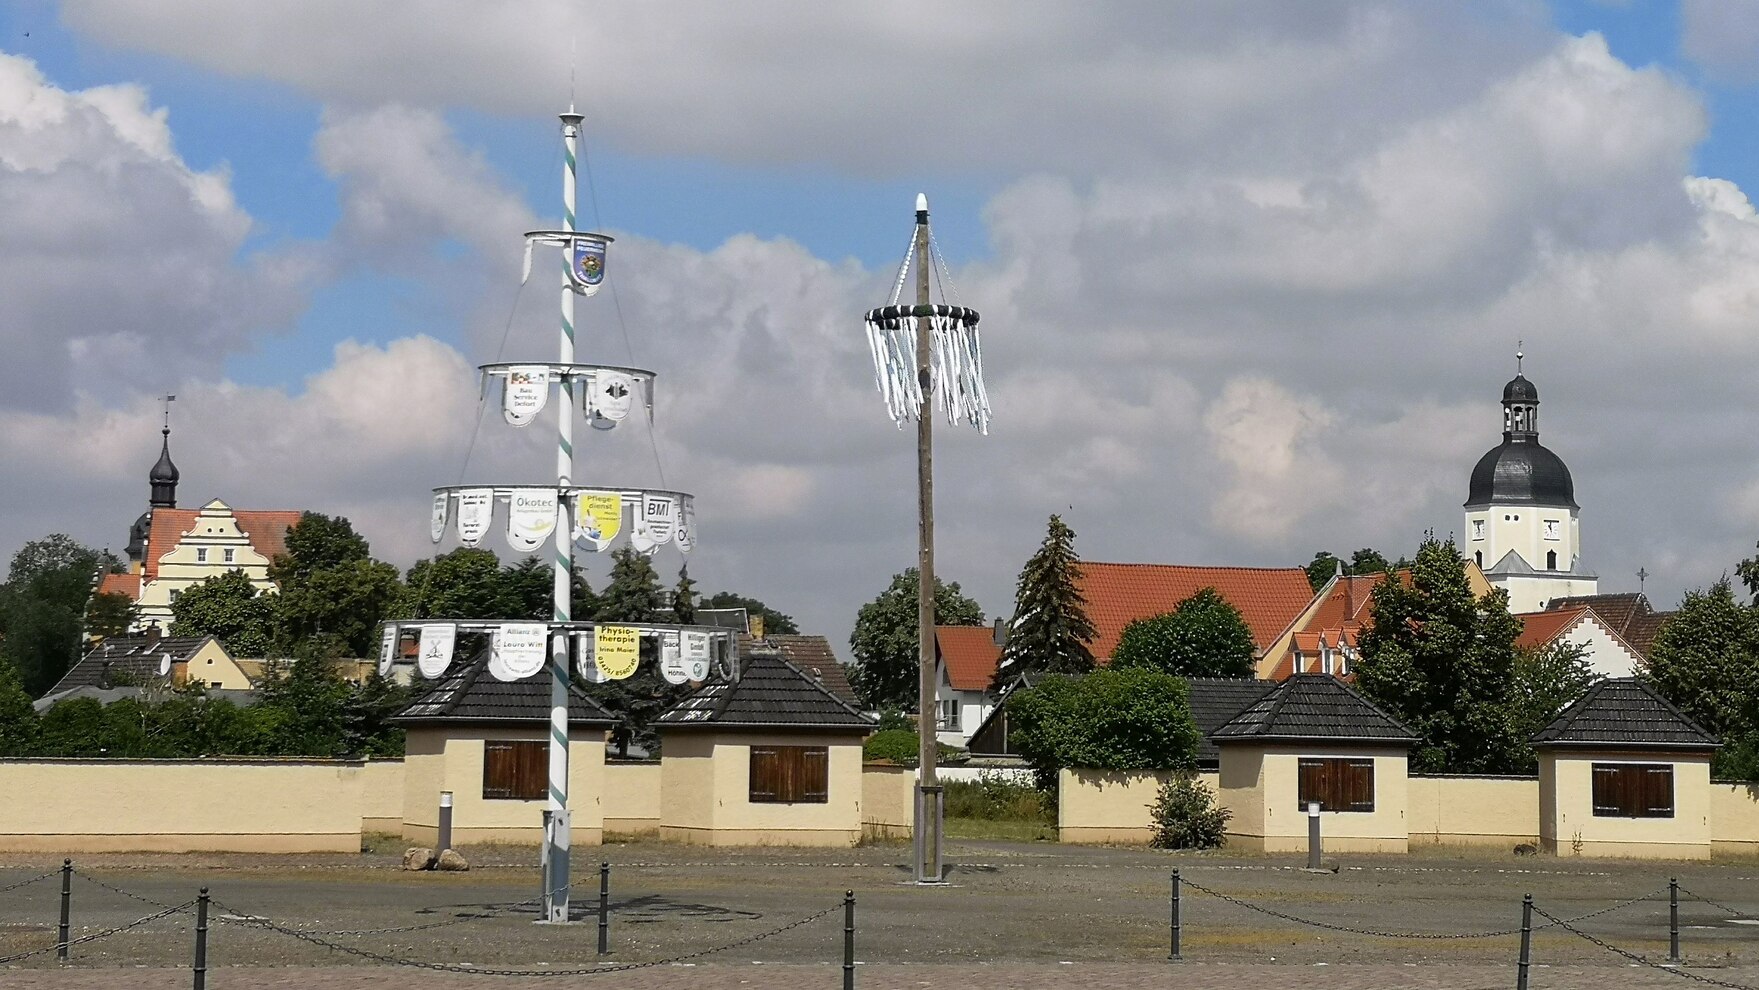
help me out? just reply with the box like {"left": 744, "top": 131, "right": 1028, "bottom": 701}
{"left": 1462, "top": 360, "right": 1598, "bottom": 613}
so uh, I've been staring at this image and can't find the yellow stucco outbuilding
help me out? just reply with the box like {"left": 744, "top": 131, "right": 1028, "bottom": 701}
{"left": 1531, "top": 678, "right": 1720, "bottom": 860}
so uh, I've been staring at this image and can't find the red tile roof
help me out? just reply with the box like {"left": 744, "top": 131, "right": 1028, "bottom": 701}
{"left": 1075, "top": 562, "right": 1316, "bottom": 662}
{"left": 144, "top": 508, "right": 303, "bottom": 580}
{"left": 935, "top": 625, "right": 1002, "bottom": 692}
{"left": 96, "top": 572, "right": 140, "bottom": 600}
{"left": 1516, "top": 607, "right": 1586, "bottom": 649}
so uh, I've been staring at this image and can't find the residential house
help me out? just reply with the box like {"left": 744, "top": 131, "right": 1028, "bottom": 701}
{"left": 933, "top": 624, "right": 1002, "bottom": 746}
{"left": 1263, "top": 561, "right": 1493, "bottom": 680}
{"left": 36, "top": 635, "right": 249, "bottom": 710}
{"left": 1515, "top": 605, "right": 1646, "bottom": 679}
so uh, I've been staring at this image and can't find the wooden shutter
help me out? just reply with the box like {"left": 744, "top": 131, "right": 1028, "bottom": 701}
{"left": 749, "top": 745, "right": 830, "bottom": 804}
{"left": 750, "top": 747, "right": 781, "bottom": 802}
{"left": 1593, "top": 763, "right": 1674, "bottom": 818}
{"left": 1298, "top": 757, "right": 1375, "bottom": 812}
{"left": 483, "top": 740, "right": 547, "bottom": 801}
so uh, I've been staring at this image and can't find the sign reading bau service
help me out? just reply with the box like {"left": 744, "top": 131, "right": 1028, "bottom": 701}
{"left": 593, "top": 625, "right": 640, "bottom": 681}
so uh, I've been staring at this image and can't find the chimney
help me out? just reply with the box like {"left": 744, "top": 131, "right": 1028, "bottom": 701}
{"left": 993, "top": 617, "right": 1008, "bottom": 648}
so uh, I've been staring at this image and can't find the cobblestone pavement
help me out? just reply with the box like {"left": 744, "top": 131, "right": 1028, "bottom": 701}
{"left": 0, "top": 839, "right": 1755, "bottom": 985}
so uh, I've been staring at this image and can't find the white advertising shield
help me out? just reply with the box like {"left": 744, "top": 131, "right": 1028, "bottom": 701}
{"left": 506, "top": 488, "right": 559, "bottom": 552}
{"left": 417, "top": 624, "right": 456, "bottom": 679}
{"left": 588, "top": 371, "right": 635, "bottom": 429}
{"left": 682, "top": 631, "right": 712, "bottom": 682}
{"left": 629, "top": 518, "right": 658, "bottom": 556}
{"left": 573, "top": 491, "right": 623, "bottom": 551}
{"left": 501, "top": 366, "right": 550, "bottom": 427}
{"left": 456, "top": 489, "right": 493, "bottom": 548}
{"left": 659, "top": 631, "right": 687, "bottom": 685}
{"left": 574, "top": 631, "right": 607, "bottom": 684}
{"left": 430, "top": 492, "right": 449, "bottom": 544}
{"left": 640, "top": 493, "right": 677, "bottom": 546}
{"left": 491, "top": 623, "right": 549, "bottom": 682}
{"left": 378, "top": 625, "right": 398, "bottom": 676}
{"left": 674, "top": 496, "right": 695, "bottom": 554}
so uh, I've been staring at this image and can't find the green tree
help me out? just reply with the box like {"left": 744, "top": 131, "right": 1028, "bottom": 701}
{"left": 35, "top": 697, "right": 104, "bottom": 756}
{"left": 993, "top": 514, "right": 1095, "bottom": 689}
{"left": 85, "top": 591, "right": 138, "bottom": 640}
{"left": 1646, "top": 579, "right": 1759, "bottom": 748}
{"left": 701, "top": 591, "right": 799, "bottom": 634}
{"left": 401, "top": 548, "right": 512, "bottom": 619}
{"left": 0, "top": 663, "right": 38, "bottom": 756}
{"left": 1111, "top": 587, "right": 1255, "bottom": 678}
{"left": 1504, "top": 640, "right": 1601, "bottom": 773}
{"left": 1304, "top": 547, "right": 1408, "bottom": 592}
{"left": 170, "top": 569, "right": 275, "bottom": 656}
{"left": 273, "top": 557, "right": 402, "bottom": 656}
{"left": 267, "top": 513, "right": 370, "bottom": 587}
{"left": 1006, "top": 669, "right": 1202, "bottom": 790}
{"left": 596, "top": 548, "right": 664, "bottom": 623}
{"left": 849, "top": 568, "right": 984, "bottom": 711}
{"left": 672, "top": 565, "right": 697, "bottom": 625}
{"left": 0, "top": 536, "right": 121, "bottom": 695}
{"left": 1354, "top": 534, "right": 1523, "bottom": 774}
{"left": 251, "top": 655, "right": 354, "bottom": 756}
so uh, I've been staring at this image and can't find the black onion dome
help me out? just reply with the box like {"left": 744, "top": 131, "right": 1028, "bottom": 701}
{"left": 149, "top": 434, "right": 179, "bottom": 483}
{"left": 1503, "top": 374, "right": 1538, "bottom": 404}
{"left": 1465, "top": 441, "right": 1576, "bottom": 509}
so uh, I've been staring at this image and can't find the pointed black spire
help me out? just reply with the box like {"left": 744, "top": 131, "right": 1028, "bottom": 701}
{"left": 149, "top": 396, "right": 178, "bottom": 508}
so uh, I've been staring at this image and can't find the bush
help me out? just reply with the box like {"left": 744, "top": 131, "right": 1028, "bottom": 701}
{"left": 943, "top": 775, "right": 1050, "bottom": 822}
{"left": 864, "top": 728, "right": 919, "bottom": 764}
{"left": 1149, "top": 772, "right": 1230, "bottom": 850}
{"left": 1006, "top": 669, "right": 1202, "bottom": 790}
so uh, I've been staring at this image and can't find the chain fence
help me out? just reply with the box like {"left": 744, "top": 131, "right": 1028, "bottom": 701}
{"left": 209, "top": 895, "right": 840, "bottom": 977}
{"left": 1680, "top": 885, "right": 1759, "bottom": 922}
{"left": 0, "top": 869, "right": 59, "bottom": 895}
{"left": 1532, "top": 902, "right": 1759, "bottom": 990}
{"left": 1178, "top": 874, "right": 1667, "bottom": 940}
{"left": 0, "top": 900, "right": 191, "bottom": 966}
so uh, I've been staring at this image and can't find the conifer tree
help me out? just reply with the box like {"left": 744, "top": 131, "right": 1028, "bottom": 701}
{"left": 595, "top": 548, "right": 664, "bottom": 623}
{"left": 672, "top": 565, "right": 697, "bottom": 625}
{"left": 992, "top": 514, "right": 1096, "bottom": 691}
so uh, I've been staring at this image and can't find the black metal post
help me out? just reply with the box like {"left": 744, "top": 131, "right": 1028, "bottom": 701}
{"left": 597, "top": 861, "right": 610, "bottom": 955}
{"left": 193, "top": 887, "right": 210, "bottom": 990}
{"left": 843, "top": 890, "right": 856, "bottom": 990}
{"left": 1169, "top": 870, "right": 1182, "bottom": 961}
{"left": 1517, "top": 894, "right": 1533, "bottom": 990}
{"left": 56, "top": 859, "right": 70, "bottom": 963}
{"left": 1670, "top": 877, "right": 1681, "bottom": 964}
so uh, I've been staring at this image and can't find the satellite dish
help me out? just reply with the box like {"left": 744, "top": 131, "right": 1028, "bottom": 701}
{"left": 159, "top": 653, "right": 172, "bottom": 677}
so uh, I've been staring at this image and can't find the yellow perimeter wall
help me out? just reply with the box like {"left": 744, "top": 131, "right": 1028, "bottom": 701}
{"left": 1408, "top": 775, "right": 1540, "bottom": 847}
{"left": 862, "top": 763, "right": 915, "bottom": 840}
{"left": 605, "top": 762, "right": 661, "bottom": 835}
{"left": 0, "top": 759, "right": 375, "bottom": 853}
{"left": 1059, "top": 769, "right": 1220, "bottom": 844}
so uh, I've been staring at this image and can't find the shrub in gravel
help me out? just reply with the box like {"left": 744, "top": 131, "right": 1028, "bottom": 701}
{"left": 1148, "top": 772, "right": 1230, "bottom": 850}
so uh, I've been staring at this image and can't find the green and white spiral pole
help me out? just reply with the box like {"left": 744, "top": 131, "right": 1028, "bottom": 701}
{"left": 546, "top": 109, "right": 584, "bottom": 924}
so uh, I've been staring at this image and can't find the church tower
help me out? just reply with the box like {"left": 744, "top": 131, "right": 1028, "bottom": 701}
{"left": 126, "top": 400, "right": 179, "bottom": 574}
{"left": 1463, "top": 351, "right": 1597, "bottom": 612}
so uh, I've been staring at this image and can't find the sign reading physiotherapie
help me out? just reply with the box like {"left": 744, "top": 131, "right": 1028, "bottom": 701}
{"left": 594, "top": 625, "right": 640, "bottom": 681}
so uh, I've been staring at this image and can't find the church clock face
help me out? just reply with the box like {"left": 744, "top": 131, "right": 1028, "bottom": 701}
{"left": 1543, "top": 519, "right": 1559, "bottom": 541}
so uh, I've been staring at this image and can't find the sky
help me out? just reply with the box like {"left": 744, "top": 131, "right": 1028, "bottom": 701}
{"left": 5, "top": 1, "right": 1759, "bottom": 655}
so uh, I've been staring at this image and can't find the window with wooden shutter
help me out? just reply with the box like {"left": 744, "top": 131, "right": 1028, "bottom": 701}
{"left": 1297, "top": 757, "right": 1375, "bottom": 813}
{"left": 1591, "top": 763, "right": 1673, "bottom": 818}
{"left": 482, "top": 740, "right": 547, "bottom": 800}
{"left": 749, "top": 745, "right": 830, "bottom": 804}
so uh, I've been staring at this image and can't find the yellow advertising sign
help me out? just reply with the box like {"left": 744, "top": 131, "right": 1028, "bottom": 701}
{"left": 594, "top": 625, "right": 640, "bottom": 681}
{"left": 575, "top": 492, "right": 623, "bottom": 548}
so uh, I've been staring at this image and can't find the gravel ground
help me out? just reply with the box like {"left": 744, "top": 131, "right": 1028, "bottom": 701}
{"left": 0, "top": 839, "right": 1755, "bottom": 986}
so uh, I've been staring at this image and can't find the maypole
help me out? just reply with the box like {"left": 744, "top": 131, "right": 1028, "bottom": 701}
{"left": 545, "top": 110, "right": 583, "bottom": 924}
{"left": 861, "top": 195, "right": 990, "bottom": 884}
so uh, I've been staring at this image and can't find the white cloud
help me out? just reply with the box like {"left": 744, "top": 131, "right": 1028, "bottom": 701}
{"left": 0, "top": 53, "right": 315, "bottom": 410}
{"left": 1681, "top": 0, "right": 1759, "bottom": 82}
{"left": 21, "top": 14, "right": 1759, "bottom": 645}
